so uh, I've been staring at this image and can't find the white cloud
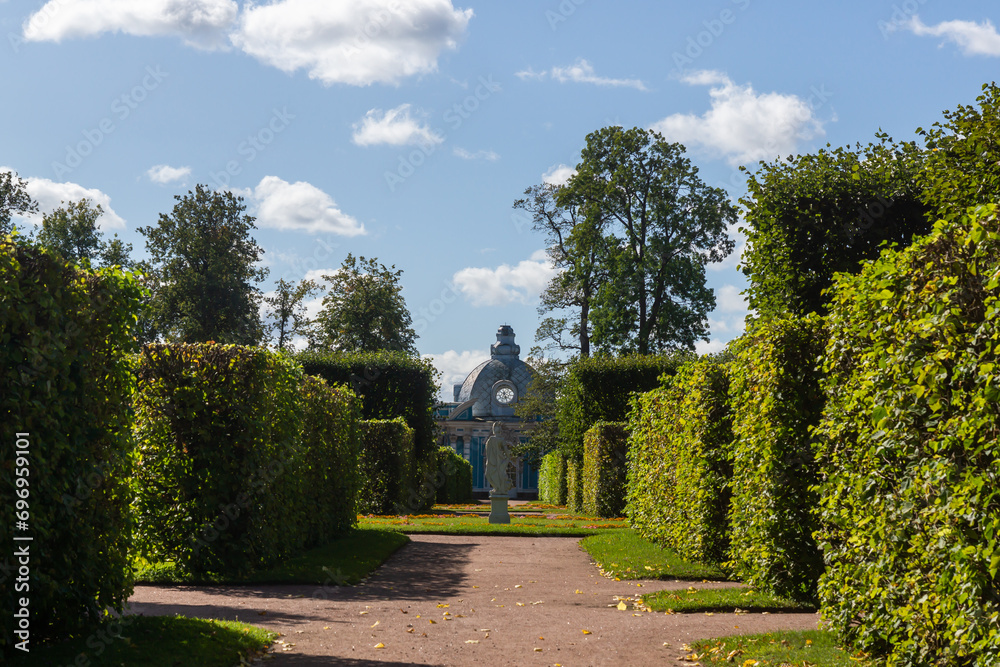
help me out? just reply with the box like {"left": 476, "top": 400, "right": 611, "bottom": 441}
{"left": 542, "top": 163, "right": 576, "bottom": 186}
{"left": 147, "top": 164, "right": 191, "bottom": 184}
{"left": 715, "top": 284, "right": 748, "bottom": 313}
{"left": 302, "top": 268, "right": 341, "bottom": 283}
{"left": 423, "top": 348, "right": 490, "bottom": 401}
{"left": 351, "top": 104, "right": 443, "bottom": 147}
{"left": 695, "top": 339, "right": 727, "bottom": 355}
{"left": 23, "top": 0, "right": 237, "bottom": 50}
{"left": 907, "top": 16, "right": 1000, "bottom": 56}
{"left": 250, "top": 176, "right": 366, "bottom": 236}
{"left": 1, "top": 168, "right": 126, "bottom": 230}
{"left": 453, "top": 147, "right": 499, "bottom": 161}
{"left": 651, "top": 70, "right": 825, "bottom": 166}
{"left": 452, "top": 249, "right": 559, "bottom": 307}
{"left": 232, "top": 0, "right": 473, "bottom": 86}
{"left": 517, "top": 58, "right": 647, "bottom": 90}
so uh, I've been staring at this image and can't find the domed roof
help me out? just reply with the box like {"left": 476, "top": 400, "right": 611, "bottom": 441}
{"left": 455, "top": 325, "right": 533, "bottom": 418}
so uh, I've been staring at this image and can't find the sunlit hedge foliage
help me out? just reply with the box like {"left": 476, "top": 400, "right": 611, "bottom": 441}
{"left": 539, "top": 450, "right": 567, "bottom": 506}
{"left": 727, "top": 316, "right": 826, "bottom": 602}
{"left": 626, "top": 354, "right": 732, "bottom": 565}
{"left": 358, "top": 418, "right": 415, "bottom": 515}
{"left": 435, "top": 446, "right": 473, "bottom": 504}
{"left": 583, "top": 421, "right": 628, "bottom": 518}
{"left": 815, "top": 205, "right": 1000, "bottom": 665}
{"left": 1, "top": 239, "right": 144, "bottom": 653}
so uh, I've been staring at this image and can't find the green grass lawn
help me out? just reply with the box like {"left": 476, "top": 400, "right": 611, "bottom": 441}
{"left": 642, "top": 586, "right": 816, "bottom": 614}
{"left": 686, "top": 629, "right": 870, "bottom": 666}
{"left": 135, "top": 527, "right": 409, "bottom": 585}
{"left": 9, "top": 615, "right": 276, "bottom": 667}
{"left": 579, "top": 528, "right": 728, "bottom": 580}
{"left": 359, "top": 507, "right": 627, "bottom": 535}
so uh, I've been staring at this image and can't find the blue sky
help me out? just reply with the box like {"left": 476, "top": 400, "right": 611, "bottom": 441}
{"left": 2, "top": 0, "right": 998, "bottom": 398}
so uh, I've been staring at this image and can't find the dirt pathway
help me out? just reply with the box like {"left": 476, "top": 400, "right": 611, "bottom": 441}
{"left": 127, "top": 534, "right": 820, "bottom": 666}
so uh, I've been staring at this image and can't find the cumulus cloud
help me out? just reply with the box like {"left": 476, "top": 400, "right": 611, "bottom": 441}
{"left": 23, "top": 0, "right": 237, "bottom": 50}
{"left": 906, "top": 16, "right": 1000, "bottom": 56}
{"left": 715, "top": 284, "right": 748, "bottom": 313}
{"left": 232, "top": 0, "right": 473, "bottom": 86}
{"left": 423, "top": 349, "right": 491, "bottom": 401}
{"left": 1, "top": 168, "right": 126, "bottom": 229}
{"left": 651, "top": 70, "right": 825, "bottom": 166}
{"left": 352, "top": 104, "right": 443, "bottom": 147}
{"left": 453, "top": 147, "right": 499, "bottom": 161}
{"left": 147, "top": 164, "right": 191, "bottom": 184}
{"left": 250, "top": 176, "right": 366, "bottom": 236}
{"left": 452, "top": 249, "right": 559, "bottom": 307}
{"left": 542, "top": 163, "right": 576, "bottom": 187}
{"left": 516, "top": 58, "right": 647, "bottom": 90}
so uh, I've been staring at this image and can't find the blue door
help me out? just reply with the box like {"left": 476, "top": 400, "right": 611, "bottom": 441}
{"left": 470, "top": 436, "right": 485, "bottom": 490}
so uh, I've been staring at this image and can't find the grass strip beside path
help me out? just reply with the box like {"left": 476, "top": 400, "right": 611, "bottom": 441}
{"left": 136, "top": 528, "right": 409, "bottom": 585}
{"left": 685, "top": 629, "right": 870, "bottom": 666}
{"left": 10, "top": 616, "right": 276, "bottom": 667}
{"left": 580, "top": 529, "right": 728, "bottom": 580}
{"left": 360, "top": 512, "right": 627, "bottom": 536}
{"left": 643, "top": 586, "right": 816, "bottom": 614}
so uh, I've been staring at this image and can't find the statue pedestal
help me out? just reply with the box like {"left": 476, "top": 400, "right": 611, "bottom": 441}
{"left": 488, "top": 494, "right": 510, "bottom": 524}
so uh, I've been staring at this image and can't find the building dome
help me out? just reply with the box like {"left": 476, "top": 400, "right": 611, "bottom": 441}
{"left": 454, "top": 325, "right": 533, "bottom": 418}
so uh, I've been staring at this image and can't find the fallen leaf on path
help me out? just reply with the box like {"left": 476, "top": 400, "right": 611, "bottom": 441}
{"left": 534, "top": 648, "right": 542, "bottom": 652}
{"left": 515, "top": 585, "right": 522, "bottom": 588}
{"left": 374, "top": 643, "right": 385, "bottom": 649}
{"left": 406, "top": 628, "right": 415, "bottom": 633}
{"left": 428, "top": 619, "right": 436, "bottom": 624}
{"left": 465, "top": 640, "right": 479, "bottom": 644}
{"left": 575, "top": 590, "right": 583, "bottom": 594}
{"left": 516, "top": 602, "right": 525, "bottom": 607}
{"left": 582, "top": 630, "right": 592, "bottom": 635}
{"left": 617, "top": 602, "right": 627, "bottom": 611}
{"left": 370, "top": 621, "right": 379, "bottom": 628}
{"left": 437, "top": 604, "right": 449, "bottom": 608}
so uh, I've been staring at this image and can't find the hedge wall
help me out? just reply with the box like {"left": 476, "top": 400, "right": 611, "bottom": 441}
{"left": 583, "top": 422, "right": 628, "bottom": 518}
{"left": 626, "top": 354, "right": 732, "bottom": 565}
{"left": 358, "top": 418, "right": 415, "bottom": 515}
{"left": 133, "top": 344, "right": 307, "bottom": 576}
{"left": 1, "top": 239, "right": 144, "bottom": 653}
{"left": 814, "top": 205, "right": 1000, "bottom": 665}
{"left": 296, "top": 350, "right": 437, "bottom": 457}
{"left": 435, "top": 446, "right": 474, "bottom": 504}
{"left": 565, "top": 457, "right": 584, "bottom": 514}
{"left": 558, "top": 352, "right": 692, "bottom": 459}
{"left": 296, "top": 375, "right": 363, "bottom": 546}
{"left": 727, "top": 316, "right": 826, "bottom": 602}
{"left": 538, "top": 451, "right": 567, "bottom": 506}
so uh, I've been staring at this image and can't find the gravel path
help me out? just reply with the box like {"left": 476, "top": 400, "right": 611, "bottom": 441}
{"left": 127, "top": 534, "right": 820, "bottom": 666}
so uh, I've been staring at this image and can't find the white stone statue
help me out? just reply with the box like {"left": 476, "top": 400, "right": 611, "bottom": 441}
{"left": 484, "top": 421, "right": 514, "bottom": 496}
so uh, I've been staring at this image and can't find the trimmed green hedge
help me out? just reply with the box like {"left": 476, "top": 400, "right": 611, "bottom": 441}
{"left": 1, "top": 239, "right": 144, "bottom": 653}
{"left": 296, "top": 375, "right": 363, "bottom": 545}
{"left": 435, "top": 446, "right": 473, "bottom": 504}
{"left": 727, "top": 316, "right": 826, "bottom": 602}
{"left": 133, "top": 344, "right": 306, "bottom": 576}
{"left": 296, "top": 351, "right": 437, "bottom": 457}
{"left": 558, "top": 353, "right": 692, "bottom": 459}
{"left": 583, "top": 422, "right": 628, "bottom": 518}
{"left": 565, "top": 457, "right": 584, "bottom": 514}
{"left": 626, "top": 354, "right": 732, "bottom": 565}
{"left": 358, "top": 418, "right": 415, "bottom": 515}
{"left": 814, "top": 204, "right": 1000, "bottom": 665}
{"left": 538, "top": 451, "right": 567, "bottom": 505}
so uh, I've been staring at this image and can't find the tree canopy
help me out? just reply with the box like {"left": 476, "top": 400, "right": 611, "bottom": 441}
{"left": 528, "top": 127, "right": 736, "bottom": 355}
{"left": 35, "top": 199, "right": 134, "bottom": 268}
{"left": 264, "top": 278, "right": 319, "bottom": 350}
{"left": 139, "top": 185, "right": 267, "bottom": 345}
{"left": 310, "top": 254, "right": 418, "bottom": 355}
{"left": 0, "top": 170, "right": 38, "bottom": 236}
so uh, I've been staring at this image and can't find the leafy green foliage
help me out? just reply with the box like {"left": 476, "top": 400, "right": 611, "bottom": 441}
{"left": 583, "top": 421, "right": 628, "bottom": 518}
{"left": 814, "top": 205, "right": 1000, "bottom": 665}
{"left": 139, "top": 185, "right": 267, "bottom": 345}
{"left": 626, "top": 355, "right": 732, "bottom": 565}
{"left": 435, "top": 446, "right": 473, "bottom": 504}
{"left": 513, "top": 355, "right": 565, "bottom": 462}
{"left": 296, "top": 350, "right": 438, "bottom": 457}
{"left": 0, "top": 238, "right": 144, "bottom": 653}
{"left": 132, "top": 344, "right": 328, "bottom": 576}
{"left": 358, "top": 419, "right": 415, "bottom": 515}
{"left": 538, "top": 450, "right": 567, "bottom": 505}
{"left": 740, "top": 138, "right": 931, "bottom": 318}
{"left": 310, "top": 254, "right": 418, "bottom": 355}
{"left": 565, "top": 456, "right": 584, "bottom": 513}
{"left": 0, "top": 170, "right": 37, "bottom": 235}
{"left": 264, "top": 278, "right": 319, "bottom": 350}
{"left": 558, "top": 352, "right": 692, "bottom": 459}
{"left": 726, "top": 316, "right": 827, "bottom": 602}
{"left": 557, "top": 127, "right": 737, "bottom": 353}
{"left": 35, "top": 199, "right": 134, "bottom": 268}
